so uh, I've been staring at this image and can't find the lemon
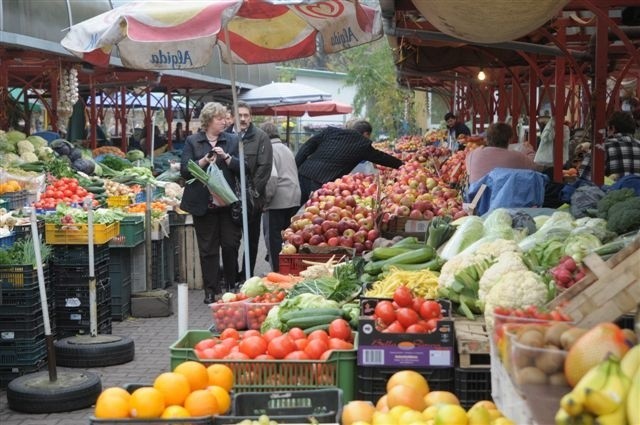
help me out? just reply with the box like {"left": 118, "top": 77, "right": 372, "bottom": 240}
{"left": 492, "top": 418, "right": 515, "bottom": 425}
{"left": 373, "top": 411, "right": 397, "bottom": 425}
{"left": 398, "top": 409, "right": 426, "bottom": 424}
{"left": 467, "top": 406, "right": 491, "bottom": 425}
{"left": 422, "top": 405, "right": 440, "bottom": 420}
{"left": 390, "top": 405, "right": 412, "bottom": 421}
{"left": 487, "top": 409, "right": 502, "bottom": 420}
{"left": 471, "top": 401, "right": 497, "bottom": 411}
{"left": 351, "top": 422, "right": 372, "bottom": 425}
{"left": 435, "top": 404, "right": 468, "bottom": 425}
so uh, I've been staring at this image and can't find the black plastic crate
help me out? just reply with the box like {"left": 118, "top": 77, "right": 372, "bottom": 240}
{"left": 52, "top": 244, "right": 110, "bottom": 266}
{"left": 168, "top": 210, "right": 189, "bottom": 226}
{"left": 12, "top": 220, "right": 45, "bottom": 243}
{"left": 54, "top": 278, "right": 111, "bottom": 307}
{"left": 56, "top": 316, "right": 112, "bottom": 339}
{"left": 108, "top": 248, "right": 132, "bottom": 292}
{"left": 51, "top": 261, "right": 110, "bottom": 287}
{"left": 0, "top": 314, "right": 55, "bottom": 342}
{"left": 356, "top": 366, "right": 455, "bottom": 404}
{"left": 0, "top": 263, "right": 49, "bottom": 290}
{"left": 151, "top": 239, "right": 170, "bottom": 289}
{"left": 170, "top": 230, "right": 182, "bottom": 282}
{"left": 615, "top": 314, "right": 635, "bottom": 331}
{"left": 454, "top": 367, "right": 492, "bottom": 409}
{"left": 0, "top": 359, "right": 47, "bottom": 389}
{"left": 0, "top": 190, "right": 28, "bottom": 210}
{"left": 162, "top": 235, "right": 174, "bottom": 286}
{"left": 111, "top": 276, "right": 131, "bottom": 321}
{"left": 0, "top": 283, "right": 53, "bottom": 316}
{"left": 0, "top": 336, "right": 47, "bottom": 365}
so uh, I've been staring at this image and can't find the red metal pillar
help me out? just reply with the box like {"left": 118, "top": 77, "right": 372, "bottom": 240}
{"left": 553, "top": 21, "right": 566, "bottom": 183}
{"left": 90, "top": 79, "right": 97, "bottom": 149}
{"left": 0, "top": 62, "right": 9, "bottom": 130}
{"left": 145, "top": 89, "right": 152, "bottom": 156}
{"left": 528, "top": 66, "right": 538, "bottom": 150}
{"left": 497, "top": 70, "right": 507, "bottom": 122}
{"left": 511, "top": 72, "right": 520, "bottom": 140}
{"left": 592, "top": 6, "right": 609, "bottom": 186}
{"left": 120, "top": 86, "right": 128, "bottom": 151}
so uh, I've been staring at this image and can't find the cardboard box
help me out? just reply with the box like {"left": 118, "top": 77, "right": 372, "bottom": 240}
{"left": 357, "top": 298, "right": 454, "bottom": 367}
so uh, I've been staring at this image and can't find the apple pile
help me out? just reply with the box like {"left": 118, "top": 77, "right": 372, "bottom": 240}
{"left": 394, "top": 135, "right": 424, "bottom": 152}
{"left": 440, "top": 150, "right": 468, "bottom": 185}
{"left": 281, "top": 173, "right": 380, "bottom": 254}
{"left": 379, "top": 160, "right": 466, "bottom": 223}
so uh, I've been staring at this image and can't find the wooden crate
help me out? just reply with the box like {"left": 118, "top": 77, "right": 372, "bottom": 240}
{"left": 455, "top": 319, "right": 491, "bottom": 368}
{"left": 171, "top": 218, "right": 203, "bottom": 290}
{"left": 381, "top": 216, "right": 430, "bottom": 240}
{"left": 548, "top": 235, "right": 640, "bottom": 328}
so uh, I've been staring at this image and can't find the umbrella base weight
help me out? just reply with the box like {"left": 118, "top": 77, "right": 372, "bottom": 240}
{"left": 131, "top": 290, "right": 173, "bottom": 318}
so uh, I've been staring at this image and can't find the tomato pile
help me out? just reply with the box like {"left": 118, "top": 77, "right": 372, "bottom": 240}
{"left": 194, "top": 319, "right": 354, "bottom": 361}
{"left": 246, "top": 291, "right": 286, "bottom": 330}
{"left": 371, "top": 286, "right": 444, "bottom": 333}
{"left": 549, "top": 255, "right": 586, "bottom": 289}
{"left": 493, "top": 305, "right": 572, "bottom": 322}
{"left": 211, "top": 301, "right": 247, "bottom": 331}
{"left": 33, "top": 177, "right": 97, "bottom": 210}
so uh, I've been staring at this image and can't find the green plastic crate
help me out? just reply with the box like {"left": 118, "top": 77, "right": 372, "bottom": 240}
{"left": 170, "top": 330, "right": 357, "bottom": 402}
{"left": 109, "top": 215, "right": 144, "bottom": 248}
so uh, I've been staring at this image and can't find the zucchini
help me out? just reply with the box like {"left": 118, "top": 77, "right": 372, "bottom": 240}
{"left": 86, "top": 186, "right": 106, "bottom": 194}
{"left": 280, "top": 308, "right": 343, "bottom": 323}
{"left": 371, "top": 246, "right": 411, "bottom": 260}
{"left": 364, "top": 247, "right": 436, "bottom": 275}
{"left": 392, "top": 236, "right": 420, "bottom": 247}
{"left": 381, "top": 257, "right": 446, "bottom": 272}
{"left": 285, "top": 315, "right": 342, "bottom": 329}
{"left": 359, "top": 273, "right": 379, "bottom": 284}
{"left": 303, "top": 324, "right": 330, "bottom": 335}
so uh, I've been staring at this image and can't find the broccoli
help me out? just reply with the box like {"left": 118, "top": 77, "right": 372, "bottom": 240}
{"left": 606, "top": 196, "right": 640, "bottom": 234}
{"left": 596, "top": 188, "right": 635, "bottom": 219}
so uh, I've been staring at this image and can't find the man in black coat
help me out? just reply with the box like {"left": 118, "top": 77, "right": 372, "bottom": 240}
{"left": 295, "top": 120, "right": 403, "bottom": 205}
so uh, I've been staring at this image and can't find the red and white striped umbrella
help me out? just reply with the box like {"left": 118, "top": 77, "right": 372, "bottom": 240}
{"left": 61, "top": 0, "right": 382, "bottom": 70}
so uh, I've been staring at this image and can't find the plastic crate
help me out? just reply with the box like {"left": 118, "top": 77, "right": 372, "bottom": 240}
{"left": 170, "top": 330, "right": 358, "bottom": 402}
{"left": 168, "top": 210, "right": 189, "bottom": 226}
{"left": 0, "top": 282, "right": 53, "bottom": 316}
{"left": 0, "top": 336, "right": 47, "bottom": 365}
{"left": 109, "top": 215, "right": 144, "bottom": 248}
{"left": 56, "top": 313, "right": 112, "bottom": 339}
{"left": 163, "top": 234, "right": 174, "bottom": 286}
{"left": 53, "top": 278, "right": 112, "bottom": 307}
{"left": 278, "top": 253, "right": 342, "bottom": 276}
{"left": 0, "top": 263, "right": 49, "bottom": 289}
{"left": 455, "top": 367, "right": 493, "bottom": 409}
{"left": 106, "top": 195, "right": 132, "bottom": 208}
{"left": 0, "top": 232, "right": 16, "bottom": 248}
{"left": 0, "top": 316, "right": 49, "bottom": 341}
{"left": 0, "top": 190, "right": 28, "bottom": 209}
{"left": 12, "top": 220, "right": 45, "bottom": 242}
{"left": 356, "top": 365, "right": 455, "bottom": 404}
{"left": 52, "top": 262, "right": 110, "bottom": 287}
{"left": 216, "top": 389, "right": 343, "bottom": 424}
{"left": 45, "top": 222, "right": 120, "bottom": 245}
{"left": 52, "top": 244, "right": 110, "bottom": 266}
{"left": 0, "top": 359, "right": 47, "bottom": 389}
{"left": 111, "top": 276, "right": 131, "bottom": 321}
{"left": 151, "top": 239, "right": 170, "bottom": 289}
{"left": 615, "top": 313, "right": 635, "bottom": 331}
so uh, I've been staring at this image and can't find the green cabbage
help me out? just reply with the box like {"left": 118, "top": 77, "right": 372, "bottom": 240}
{"left": 240, "top": 276, "right": 268, "bottom": 297}
{"left": 439, "top": 216, "right": 485, "bottom": 260}
{"left": 563, "top": 233, "right": 602, "bottom": 262}
{"left": 126, "top": 149, "right": 145, "bottom": 161}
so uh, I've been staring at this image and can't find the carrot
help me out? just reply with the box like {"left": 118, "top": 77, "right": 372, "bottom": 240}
{"left": 266, "top": 272, "right": 295, "bottom": 284}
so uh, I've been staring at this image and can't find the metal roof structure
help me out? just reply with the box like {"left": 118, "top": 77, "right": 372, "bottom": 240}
{"left": 381, "top": 0, "right": 640, "bottom": 184}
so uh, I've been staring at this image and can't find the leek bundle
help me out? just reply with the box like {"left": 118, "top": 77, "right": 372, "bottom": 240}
{"left": 186, "top": 160, "right": 238, "bottom": 206}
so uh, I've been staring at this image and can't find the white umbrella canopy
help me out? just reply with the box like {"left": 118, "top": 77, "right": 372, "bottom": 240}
{"left": 239, "top": 82, "right": 332, "bottom": 108}
{"left": 60, "top": 0, "right": 383, "bottom": 280}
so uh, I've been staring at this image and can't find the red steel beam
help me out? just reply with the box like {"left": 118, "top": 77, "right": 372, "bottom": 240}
{"left": 554, "top": 21, "right": 567, "bottom": 183}
{"left": 592, "top": 5, "right": 609, "bottom": 186}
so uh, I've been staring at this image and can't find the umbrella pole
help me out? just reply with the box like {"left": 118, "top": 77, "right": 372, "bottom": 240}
{"left": 225, "top": 26, "right": 251, "bottom": 283}
{"left": 31, "top": 209, "right": 56, "bottom": 381}
{"left": 87, "top": 200, "right": 97, "bottom": 337}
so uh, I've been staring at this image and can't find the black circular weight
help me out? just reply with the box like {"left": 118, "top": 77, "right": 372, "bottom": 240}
{"left": 55, "top": 334, "right": 135, "bottom": 367}
{"left": 7, "top": 370, "right": 101, "bottom": 413}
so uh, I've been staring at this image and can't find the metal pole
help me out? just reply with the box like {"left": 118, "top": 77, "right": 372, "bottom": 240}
{"left": 553, "top": 21, "right": 566, "bottom": 183}
{"left": 593, "top": 5, "right": 609, "bottom": 186}
{"left": 145, "top": 183, "right": 153, "bottom": 291}
{"left": 87, "top": 200, "right": 97, "bottom": 337}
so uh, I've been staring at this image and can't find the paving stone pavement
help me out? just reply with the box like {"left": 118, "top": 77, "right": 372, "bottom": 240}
{"left": 1, "top": 242, "right": 271, "bottom": 425}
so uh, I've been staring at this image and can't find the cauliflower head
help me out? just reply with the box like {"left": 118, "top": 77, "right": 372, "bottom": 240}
{"left": 438, "top": 252, "right": 491, "bottom": 288}
{"left": 478, "top": 251, "right": 528, "bottom": 302}
{"left": 17, "top": 140, "right": 35, "bottom": 154}
{"left": 483, "top": 270, "right": 547, "bottom": 329}
{"left": 20, "top": 151, "right": 39, "bottom": 163}
{"left": 474, "top": 239, "right": 521, "bottom": 258}
{"left": 36, "top": 146, "right": 55, "bottom": 161}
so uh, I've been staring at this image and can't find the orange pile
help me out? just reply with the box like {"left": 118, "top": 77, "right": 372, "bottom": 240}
{"left": 94, "top": 361, "right": 233, "bottom": 419}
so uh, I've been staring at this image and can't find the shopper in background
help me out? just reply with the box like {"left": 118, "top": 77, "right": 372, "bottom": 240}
{"left": 579, "top": 111, "right": 640, "bottom": 181}
{"left": 295, "top": 120, "right": 403, "bottom": 205}
{"left": 227, "top": 101, "right": 273, "bottom": 280}
{"left": 179, "top": 102, "right": 241, "bottom": 304}
{"left": 466, "top": 122, "right": 536, "bottom": 184}
{"left": 444, "top": 112, "right": 471, "bottom": 152}
{"left": 261, "top": 122, "right": 301, "bottom": 272}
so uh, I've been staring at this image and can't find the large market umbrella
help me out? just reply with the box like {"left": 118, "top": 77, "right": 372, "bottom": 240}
{"left": 60, "top": 0, "right": 383, "bottom": 280}
{"left": 239, "top": 82, "right": 331, "bottom": 107}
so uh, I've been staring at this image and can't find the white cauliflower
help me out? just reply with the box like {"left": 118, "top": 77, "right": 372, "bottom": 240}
{"left": 17, "top": 140, "right": 35, "bottom": 155}
{"left": 483, "top": 270, "right": 548, "bottom": 329}
{"left": 20, "top": 151, "right": 39, "bottom": 163}
{"left": 478, "top": 251, "right": 528, "bottom": 302}
{"left": 438, "top": 252, "right": 492, "bottom": 288}
{"left": 474, "top": 239, "right": 521, "bottom": 258}
{"left": 36, "top": 146, "right": 54, "bottom": 161}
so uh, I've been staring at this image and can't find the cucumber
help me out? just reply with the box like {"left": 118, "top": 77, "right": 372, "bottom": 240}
{"left": 280, "top": 308, "right": 343, "bottom": 323}
{"left": 364, "top": 247, "right": 436, "bottom": 275}
{"left": 371, "top": 247, "right": 411, "bottom": 261}
{"left": 381, "top": 257, "right": 446, "bottom": 272}
{"left": 286, "top": 315, "right": 342, "bottom": 329}
{"left": 392, "top": 236, "right": 420, "bottom": 247}
{"left": 303, "top": 324, "right": 330, "bottom": 335}
{"left": 359, "top": 273, "right": 379, "bottom": 284}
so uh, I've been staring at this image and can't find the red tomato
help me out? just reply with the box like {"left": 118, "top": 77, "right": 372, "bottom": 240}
{"left": 411, "top": 296, "right": 425, "bottom": 312}
{"left": 267, "top": 335, "right": 296, "bottom": 359}
{"left": 200, "top": 348, "right": 217, "bottom": 359}
{"left": 287, "top": 327, "right": 306, "bottom": 341}
{"left": 307, "top": 330, "right": 330, "bottom": 344}
{"left": 262, "top": 328, "right": 283, "bottom": 344}
{"left": 328, "top": 338, "right": 353, "bottom": 350}
{"left": 393, "top": 286, "right": 413, "bottom": 307}
{"left": 419, "top": 300, "right": 442, "bottom": 320}
{"left": 254, "top": 354, "right": 275, "bottom": 360}
{"left": 242, "top": 330, "right": 261, "bottom": 339}
{"left": 294, "top": 338, "right": 308, "bottom": 351}
{"left": 328, "top": 319, "right": 352, "bottom": 341}
{"left": 304, "top": 339, "right": 328, "bottom": 360}
{"left": 220, "top": 328, "right": 240, "bottom": 340}
{"left": 239, "top": 335, "right": 268, "bottom": 359}
{"left": 213, "top": 344, "right": 231, "bottom": 358}
{"left": 384, "top": 321, "right": 405, "bottom": 333}
{"left": 374, "top": 300, "right": 396, "bottom": 325}
{"left": 319, "top": 350, "right": 334, "bottom": 361}
{"left": 225, "top": 351, "right": 250, "bottom": 360}
{"left": 396, "top": 307, "right": 419, "bottom": 328}
{"left": 194, "top": 338, "right": 217, "bottom": 351}
{"left": 426, "top": 318, "right": 439, "bottom": 332}
{"left": 220, "top": 338, "right": 238, "bottom": 350}
{"left": 285, "top": 350, "right": 311, "bottom": 360}
{"left": 406, "top": 324, "right": 427, "bottom": 333}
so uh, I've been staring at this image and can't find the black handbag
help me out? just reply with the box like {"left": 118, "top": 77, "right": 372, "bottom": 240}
{"left": 230, "top": 175, "right": 260, "bottom": 226}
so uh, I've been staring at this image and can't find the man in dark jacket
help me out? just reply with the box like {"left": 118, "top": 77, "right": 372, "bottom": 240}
{"left": 227, "top": 101, "right": 273, "bottom": 279}
{"left": 295, "top": 120, "right": 403, "bottom": 204}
